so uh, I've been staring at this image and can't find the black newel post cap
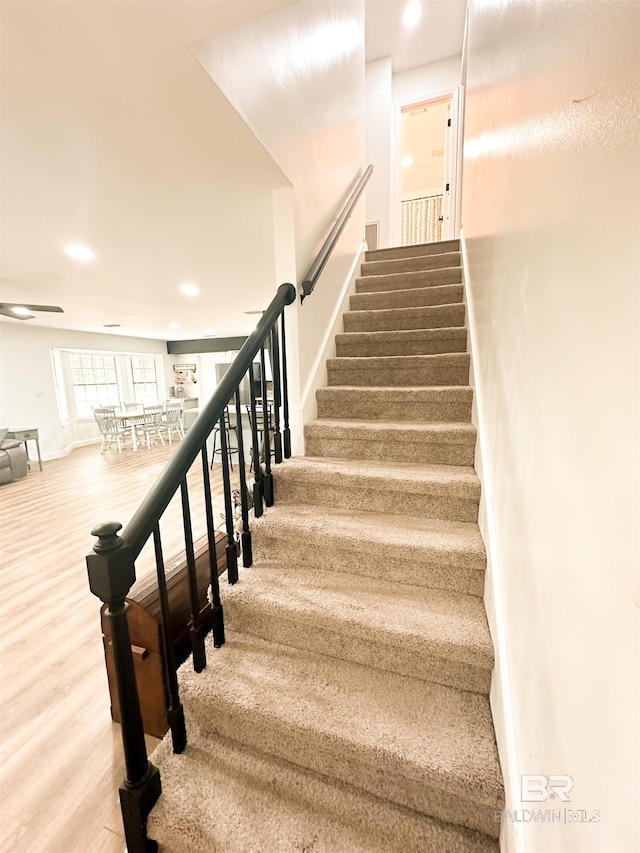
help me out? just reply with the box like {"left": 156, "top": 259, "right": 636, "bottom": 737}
{"left": 87, "top": 521, "right": 136, "bottom": 603}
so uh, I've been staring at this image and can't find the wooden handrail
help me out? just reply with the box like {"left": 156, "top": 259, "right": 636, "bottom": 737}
{"left": 300, "top": 164, "right": 373, "bottom": 302}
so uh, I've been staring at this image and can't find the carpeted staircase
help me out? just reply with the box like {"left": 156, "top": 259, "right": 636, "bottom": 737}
{"left": 148, "top": 239, "right": 504, "bottom": 852}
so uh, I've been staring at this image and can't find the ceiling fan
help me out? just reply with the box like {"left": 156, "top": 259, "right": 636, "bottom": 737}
{"left": 0, "top": 302, "right": 64, "bottom": 321}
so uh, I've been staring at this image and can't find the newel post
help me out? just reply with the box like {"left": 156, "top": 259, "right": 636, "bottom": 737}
{"left": 87, "top": 522, "right": 161, "bottom": 853}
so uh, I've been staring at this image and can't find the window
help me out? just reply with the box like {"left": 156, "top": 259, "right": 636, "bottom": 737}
{"left": 70, "top": 353, "right": 120, "bottom": 418}
{"left": 51, "top": 349, "right": 165, "bottom": 423}
{"left": 130, "top": 356, "right": 159, "bottom": 406}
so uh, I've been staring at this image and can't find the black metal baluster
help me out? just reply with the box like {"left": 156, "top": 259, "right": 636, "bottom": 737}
{"left": 152, "top": 525, "right": 187, "bottom": 753}
{"left": 180, "top": 478, "right": 206, "bottom": 672}
{"left": 219, "top": 412, "right": 239, "bottom": 584}
{"left": 87, "top": 523, "right": 161, "bottom": 853}
{"left": 271, "top": 322, "right": 283, "bottom": 464}
{"left": 249, "top": 362, "right": 264, "bottom": 518}
{"left": 261, "top": 342, "right": 274, "bottom": 507}
{"left": 200, "top": 443, "right": 225, "bottom": 648}
{"left": 234, "top": 385, "right": 252, "bottom": 566}
{"left": 281, "top": 310, "right": 291, "bottom": 459}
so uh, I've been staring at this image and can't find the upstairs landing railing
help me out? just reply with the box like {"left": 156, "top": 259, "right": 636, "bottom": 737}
{"left": 86, "top": 283, "right": 295, "bottom": 852}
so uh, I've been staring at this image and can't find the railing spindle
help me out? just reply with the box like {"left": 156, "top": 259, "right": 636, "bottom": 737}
{"left": 180, "top": 478, "right": 206, "bottom": 673}
{"left": 219, "top": 412, "right": 239, "bottom": 584}
{"left": 152, "top": 525, "right": 187, "bottom": 753}
{"left": 271, "top": 323, "right": 283, "bottom": 464}
{"left": 200, "top": 444, "right": 225, "bottom": 648}
{"left": 87, "top": 522, "right": 161, "bottom": 853}
{"left": 234, "top": 386, "right": 253, "bottom": 566}
{"left": 281, "top": 311, "right": 291, "bottom": 459}
{"left": 260, "top": 343, "right": 274, "bottom": 507}
{"left": 249, "top": 362, "right": 264, "bottom": 518}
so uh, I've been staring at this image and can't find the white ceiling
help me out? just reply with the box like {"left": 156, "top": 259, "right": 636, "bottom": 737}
{"left": 0, "top": 1, "right": 465, "bottom": 344}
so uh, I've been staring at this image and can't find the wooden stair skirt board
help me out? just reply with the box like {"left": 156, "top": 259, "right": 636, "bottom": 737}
{"left": 101, "top": 531, "right": 228, "bottom": 738}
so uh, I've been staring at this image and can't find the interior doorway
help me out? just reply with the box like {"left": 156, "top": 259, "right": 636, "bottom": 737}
{"left": 398, "top": 95, "right": 454, "bottom": 245}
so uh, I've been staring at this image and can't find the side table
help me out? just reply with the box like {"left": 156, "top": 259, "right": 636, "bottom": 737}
{"left": 7, "top": 428, "right": 43, "bottom": 471}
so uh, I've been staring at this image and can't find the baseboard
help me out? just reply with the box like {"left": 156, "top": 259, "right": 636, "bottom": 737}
{"left": 42, "top": 437, "right": 101, "bottom": 461}
{"left": 460, "top": 227, "right": 523, "bottom": 853}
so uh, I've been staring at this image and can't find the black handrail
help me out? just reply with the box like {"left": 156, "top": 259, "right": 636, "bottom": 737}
{"left": 300, "top": 163, "right": 373, "bottom": 303}
{"left": 86, "top": 280, "right": 296, "bottom": 852}
{"left": 124, "top": 282, "right": 295, "bottom": 557}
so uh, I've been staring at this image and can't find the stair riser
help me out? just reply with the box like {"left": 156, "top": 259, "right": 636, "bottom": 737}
{"left": 148, "top": 734, "right": 499, "bottom": 853}
{"left": 356, "top": 266, "right": 463, "bottom": 293}
{"left": 361, "top": 252, "right": 461, "bottom": 276}
{"left": 225, "top": 602, "right": 492, "bottom": 694}
{"left": 304, "top": 434, "right": 476, "bottom": 466}
{"left": 252, "top": 531, "right": 486, "bottom": 596}
{"left": 365, "top": 240, "right": 459, "bottom": 262}
{"left": 335, "top": 333, "right": 467, "bottom": 357}
{"left": 350, "top": 284, "right": 463, "bottom": 311}
{"left": 275, "top": 480, "right": 479, "bottom": 522}
{"left": 327, "top": 365, "right": 470, "bottom": 387}
{"left": 316, "top": 389, "right": 473, "bottom": 423}
{"left": 343, "top": 305, "right": 465, "bottom": 333}
{"left": 185, "top": 690, "right": 499, "bottom": 838}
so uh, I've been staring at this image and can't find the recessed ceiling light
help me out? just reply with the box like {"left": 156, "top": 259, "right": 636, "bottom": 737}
{"left": 403, "top": 1, "right": 422, "bottom": 28}
{"left": 65, "top": 243, "right": 95, "bottom": 262}
{"left": 204, "top": 328, "right": 216, "bottom": 337}
{"left": 179, "top": 282, "right": 199, "bottom": 297}
{"left": 11, "top": 306, "right": 31, "bottom": 316}
{"left": 402, "top": 155, "right": 414, "bottom": 168}
{"left": 169, "top": 322, "right": 180, "bottom": 330}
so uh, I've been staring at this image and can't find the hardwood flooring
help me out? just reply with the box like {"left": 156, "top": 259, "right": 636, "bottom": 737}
{"left": 0, "top": 441, "right": 238, "bottom": 852}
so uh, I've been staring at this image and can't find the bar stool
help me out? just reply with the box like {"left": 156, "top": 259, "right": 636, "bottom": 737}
{"left": 210, "top": 407, "right": 238, "bottom": 470}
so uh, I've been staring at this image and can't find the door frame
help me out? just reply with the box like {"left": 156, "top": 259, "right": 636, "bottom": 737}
{"left": 391, "top": 88, "right": 461, "bottom": 245}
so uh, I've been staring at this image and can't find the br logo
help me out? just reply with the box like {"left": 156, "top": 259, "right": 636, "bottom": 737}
{"left": 521, "top": 775, "right": 573, "bottom": 802}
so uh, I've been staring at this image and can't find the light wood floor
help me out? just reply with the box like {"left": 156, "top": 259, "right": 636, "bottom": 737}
{"left": 0, "top": 441, "right": 238, "bottom": 852}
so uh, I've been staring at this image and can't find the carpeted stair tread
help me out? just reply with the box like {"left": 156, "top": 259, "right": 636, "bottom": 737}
{"left": 316, "top": 385, "right": 473, "bottom": 422}
{"left": 365, "top": 239, "right": 460, "bottom": 262}
{"left": 335, "top": 327, "right": 468, "bottom": 357}
{"left": 343, "top": 302, "right": 465, "bottom": 333}
{"left": 174, "top": 631, "right": 504, "bottom": 838}
{"left": 304, "top": 418, "right": 476, "bottom": 465}
{"left": 350, "top": 282, "right": 463, "bottom": 311}
{"left": 251, "top": 502, "right": 486, "bottom": 595}
{"left": 274, "top": 456, "right": 480, "bottom": 522}
{"left": 361, "top": 251, "right": 461, "bottom": 277}
{"left": 356, "top": 266, "right": 463, "bottom": 293}
{"left": 327, "top": 352, "right": 470, "bottom": 387}
{"left": 148, "top": 734, "right": 498, "bottom": 853}
{"left": 222, "top": 563, "right": 493, "bottom": 692}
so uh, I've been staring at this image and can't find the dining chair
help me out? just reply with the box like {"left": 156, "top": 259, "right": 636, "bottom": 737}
{"left": 210, "top": 406, "right": 239, "bottom": 470}
{"left": 135, "top": 405, "right": 166, "bottom": 449}
{"left": 160, "top": 401, "right": 185, "bottom": 444}
{"left": 93, "top": 408, "right": 131, "bottom": 453}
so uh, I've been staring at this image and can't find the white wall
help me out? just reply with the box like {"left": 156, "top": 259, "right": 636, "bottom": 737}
{"left": 0, "top": 323, "right": 166, "bottom": 457}
{"left": 462, "top": 1, "right": 640, "bottom": 851}
{"left": 365, "top": 57, "right": 393, "bottom": 248}
{"left": 392, "top": 54, "right": 461, "bottom": 108}
{"left": 192, "top": 0, "right": 365, "bottom": 446}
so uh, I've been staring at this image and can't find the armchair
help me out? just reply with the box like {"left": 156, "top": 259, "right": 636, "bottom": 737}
{"left": 0, "top": 434, "right": 28, "bottom": 485}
